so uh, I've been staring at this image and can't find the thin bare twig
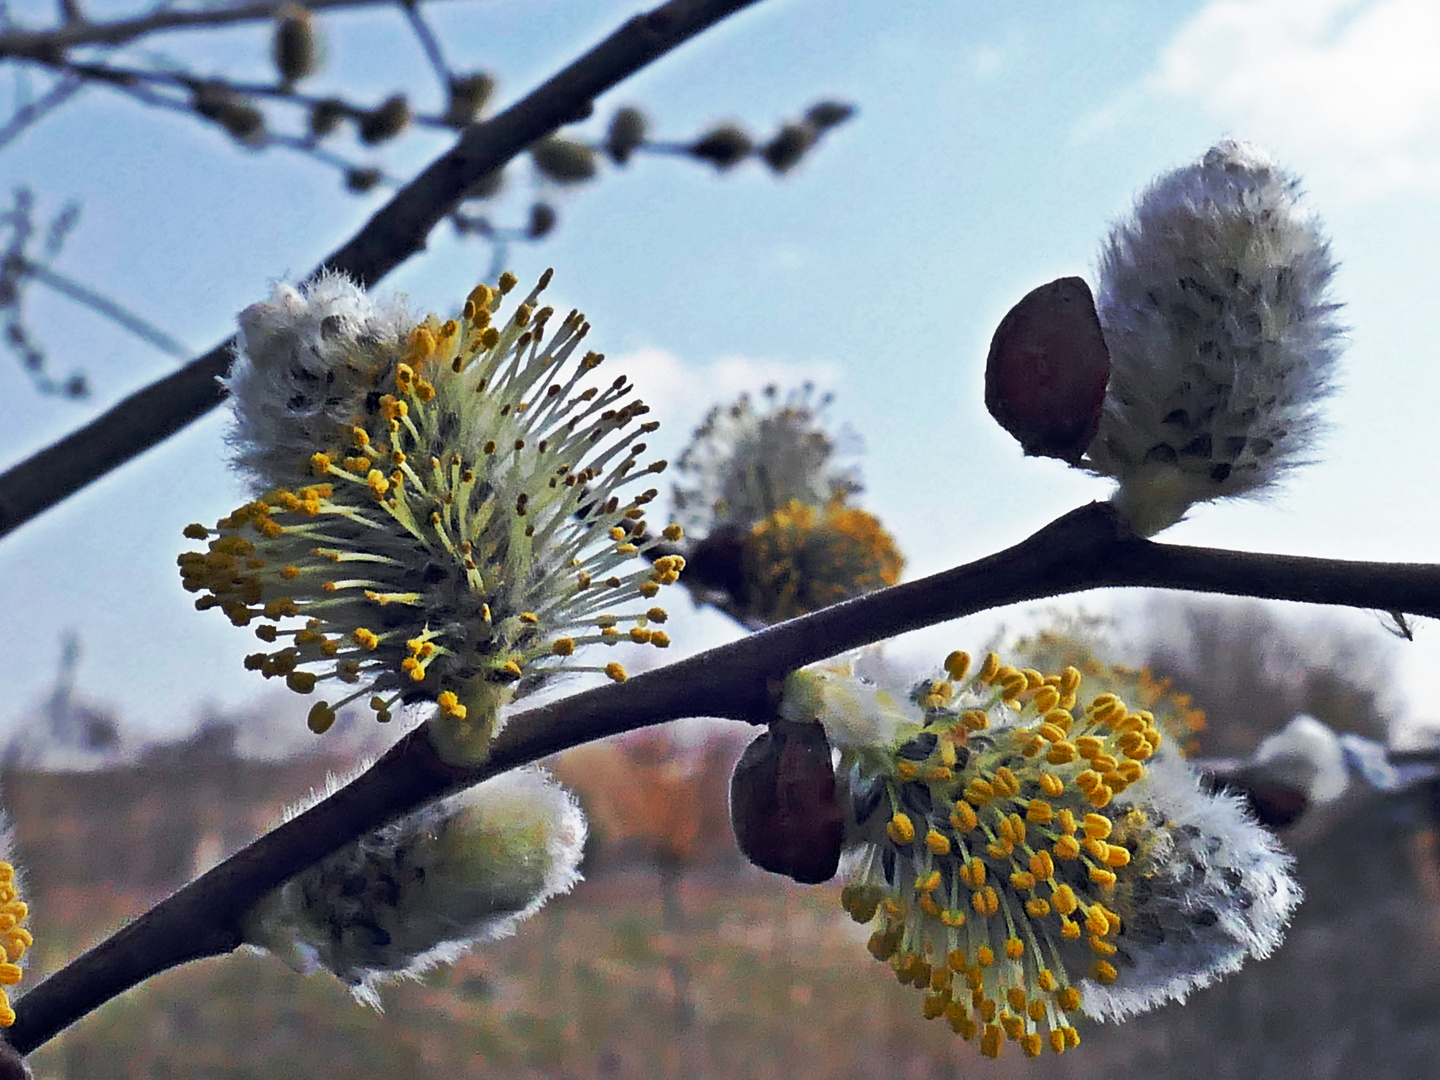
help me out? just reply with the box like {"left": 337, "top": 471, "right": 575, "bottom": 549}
{"left": 0, "top": 0, "right": 767, "bottom": 540}
{"left": 25, "top": 263, "right": 190, "bottom": 357}
{"left": 9, "top": 500, "right": 1440, "bottom": 1052}
{"left": 398, "top": 0, "right": 451, "bottom": 86}
{"left": 0, "top": 71, "right": 81, "bottom": 151}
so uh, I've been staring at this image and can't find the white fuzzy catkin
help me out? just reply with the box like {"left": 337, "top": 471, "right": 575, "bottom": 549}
{"left": 243, "top": 765, "right": 586, "bottom": 1008}
{"left": 224, "top": 271, "right": 413, "bottom": 491}
{"left": 1078, "top": 751, "right": 1301, "bottom": 1022}
{"left": 672, "top": 386, "right": 859, "bottom": 539}
{"left": 1084, "top": 141, "right": 1344, "bottom": 536}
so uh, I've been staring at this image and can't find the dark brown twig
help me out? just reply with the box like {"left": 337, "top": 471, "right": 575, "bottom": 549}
{"left": 0, "top": 0, "right": 766, "bottom": 540}
{"left": 10, "top": 500, "right": 1440, "bottom": 1052}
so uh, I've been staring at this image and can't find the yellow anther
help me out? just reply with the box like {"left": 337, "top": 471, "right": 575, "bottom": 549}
{"left": 1104, "top": 844, "right": 1132, "bottom": 868}
{"left": 1029, "top": 850, "right": 1055, "bottom": 880}
{"left": 980, "top": 1024, "right": 1002, "bottom": 1058}
{"left": 887, "top": 813, "right": 915, "bottom": 845}
{"left": 960, "top": 859, "right": 986, "bottom": 888}
{"left": 962, "top": 709, "right": 990, "bottom": 731}
{"left": 1007, "top": 812, "right": 1026, "bottom": 844}
{"left": 976, "top": 945, "right": 995, "bottom": 967}
{"left": 1075, "top": 735, "right": 1104, "bottom": 759}
{"left": 1053, "top": 835, "right": 1081, "bottom": 860}
{"left": 1089, "top": 935, "right": 1117, "bottom": 957}
{"left": 964, "top": 779, "right": 995, "bottom": 806}
{"left": 1025, "top": 897, "right": 1051, "bottom": 918}
{"left": 915, "top": 869, "right": 943, "bottom": 894}
{"left": 1060, "top": 918, "right": 1082, "bottom": 940}
{"left": 1088, "top": 866, "right": 1117, "bottom": 886}
{"left": 1046, "top": 741, "right": 1078, "bottom": 765}
{"left": 1057, "top": 986, "right": 1082, "bottom": 1011}
{"left": 973, "top": 886, "right": 999, "bottom": 916}
{"left": 1051, "top": 883, "right": 1078, "bottom": 916}
{"left": 436, "top": 691, "right": 467, "bottom": 719}
{"left": 944, "top": 650, "right": 971, "bottom": 682}
{"left": 994, "top": 767, "right": 1020, "bottom": 797}
{"left": 926, "top": 829, "right": 951, "bottom": 856}
{"left": 1043, "top": 707, "right": 1075, "bottom": 731}
{"left": 1082, "top": 813, "right": 1112, "bottom": 840}
{"left": 1090, "top": 960, "right": 1118, "bottom": 985}
{"left": 307, "top": 701, "right": 336, "bottom": 734}
{"left": 1057, "top": 808, "right": 1077, "bottom": 834}
{"left": 951, "top": 802, "right": 978, "bottom": 832}
{"left": 650, "top": 630, "right": 671, "bottom": 648}
{"left": 604, "top": 661, "right": 627, "bottom": 683}
{"left": 1023, "top": 799, "right": 1052, "bottom": 825}
{"left": 352, "top": 628, "right": 379, "bottom": 650}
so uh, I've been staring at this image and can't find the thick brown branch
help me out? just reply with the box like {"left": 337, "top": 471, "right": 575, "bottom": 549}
{"left": 11, "top": 500, "right": 1440, "bottom": 1052}
{"left": 0, "top": 0, "right": 765, "bottom": 540}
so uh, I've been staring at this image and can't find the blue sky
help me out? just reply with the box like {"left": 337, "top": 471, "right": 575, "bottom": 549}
{"left": 3, "top": 0, "right": 1440, "bottom": 749}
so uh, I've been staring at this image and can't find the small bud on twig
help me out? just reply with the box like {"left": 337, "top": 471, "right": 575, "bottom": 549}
{"left": 688, "top": 124, "right": 752, "bottom": 170}
{"left": 273, "top": 5, "right": 320, "bottom": 87}
{"left": 344, "top": 167, "right": 382, "bottom": 194}
{"left": 760, "top": 123, "right": 816, "bottom": 174}
{"left": 308, "top": 97, "right": 348, "bottom": 139}
{"left": 526, "top": 202, "right": 557, "bottom": 239}
{"left": 984, "top": 276, "right": 1111, "bottom": 463}
{"left": 530, "top": 137, "right": 598, "bottom": 184}
{"left": 357, "top": 94, "right": 410, "bottom": 145}
{"left": 804, "top": 100, "right": 855, "bottom": 131}
{"left": 443, "top": 73, "right": 496, "bottom": 129}
{"left": 730, "top": 718, "right": 844, "bottom": 884}
{"left": 605, "top": 106, "right": 648, "bottom": 165}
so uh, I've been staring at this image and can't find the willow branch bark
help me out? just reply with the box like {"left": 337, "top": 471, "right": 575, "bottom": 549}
{"left": 10, "top": 500, "right": 1440, "bottom": 1052}
{"left": 0, "top": 0, "right": 765, "bottom": 540}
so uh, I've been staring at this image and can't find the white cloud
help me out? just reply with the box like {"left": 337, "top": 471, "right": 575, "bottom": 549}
{"left": 1091, "top": 0, "right": 1440, "bottom": 198}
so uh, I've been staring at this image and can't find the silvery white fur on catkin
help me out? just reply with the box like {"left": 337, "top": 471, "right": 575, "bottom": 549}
{"left": 1084, "top": 141, "right": 1345, "bottom": 535}
{"left": 223, "top": 271, "right": 413, "bottom": 492}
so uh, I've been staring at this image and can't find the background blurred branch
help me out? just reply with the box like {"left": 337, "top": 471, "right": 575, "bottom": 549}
{"left": 0, "top": 0, "right": 461, "bottom": 57}
{"left": 0, "top": 0, "right": 765, "bottom": 540}
{"left": 11, "top": 499, "right": 1440, "bottom": 1052}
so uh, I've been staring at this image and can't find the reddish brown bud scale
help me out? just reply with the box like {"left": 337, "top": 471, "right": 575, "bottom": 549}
{"left": 984, "top": 276, "right": 1111, "bottom": 464}
{"left": 730, "top": 718, "right": 844, "bottom": 884}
